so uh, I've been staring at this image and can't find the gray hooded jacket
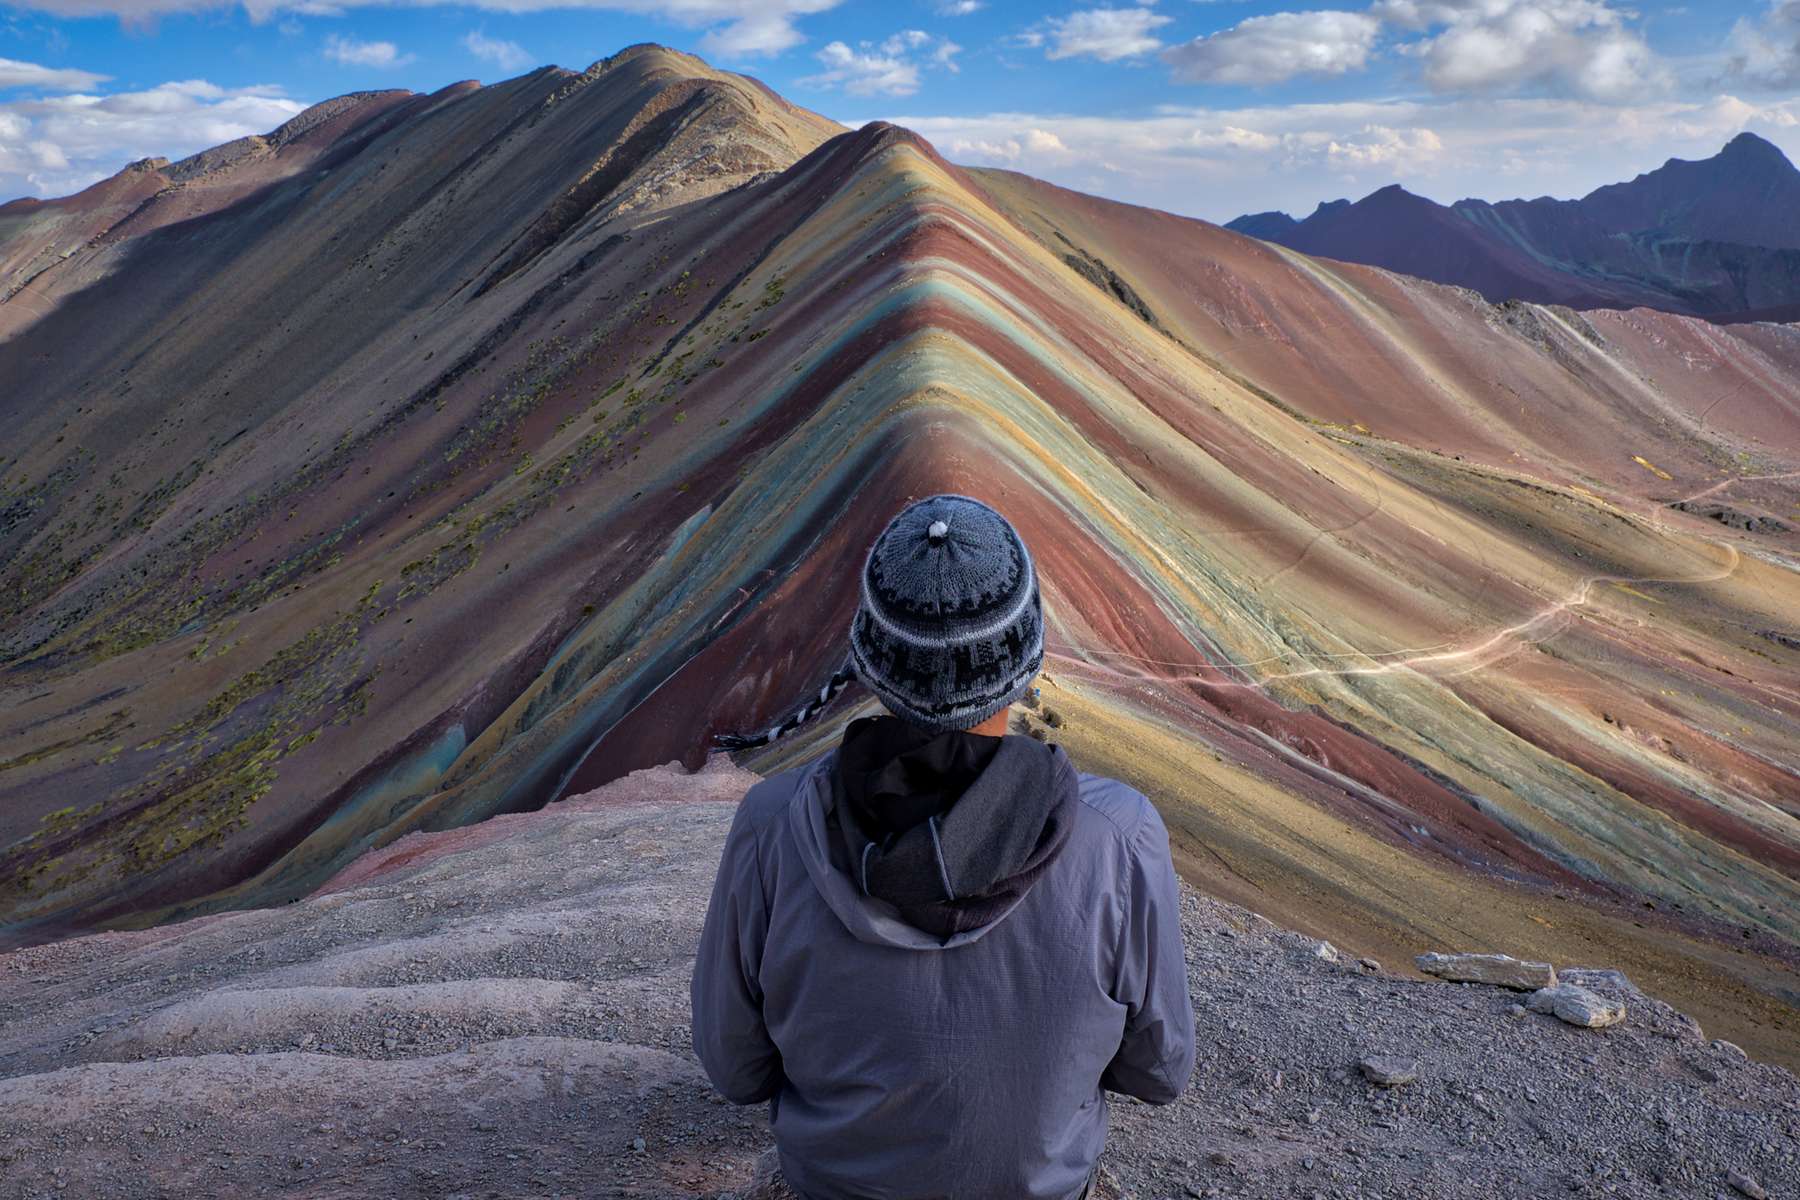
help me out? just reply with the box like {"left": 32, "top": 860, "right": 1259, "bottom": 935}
{"left": 690, "top": 741, "right": 1196, "bottom": 1200}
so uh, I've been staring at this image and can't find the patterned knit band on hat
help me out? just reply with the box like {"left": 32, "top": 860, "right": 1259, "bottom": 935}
{"left": 848, "top": 493, "right": 1043, "bottom": 734}
{"left": 712, "top": 494, "right": 1045, "bottom": 751}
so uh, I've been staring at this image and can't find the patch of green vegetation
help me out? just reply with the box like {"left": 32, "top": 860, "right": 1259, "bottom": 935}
{"left": 0, "top": 708, "right": 132, "bottom": 775}
{"left": 754, "top": 275, "right": 786, "bottom": 311}
{"left": 2, "top": 580, "right": 396, "bottom": 913}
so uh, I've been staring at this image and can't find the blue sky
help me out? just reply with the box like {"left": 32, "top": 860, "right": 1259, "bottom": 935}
{"left": 3, "top": 1, "right": 1798, "bottom": 221}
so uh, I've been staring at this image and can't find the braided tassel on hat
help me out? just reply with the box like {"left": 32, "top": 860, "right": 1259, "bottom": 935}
{"left": 712, "top": 654, "right": 859, "bottom": 751}
{"left": 712, "top": 493, "right": 1042, "bottom": 752}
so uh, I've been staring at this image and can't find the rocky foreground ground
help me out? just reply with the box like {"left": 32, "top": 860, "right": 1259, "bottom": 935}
{"left": 2, "top": 756, "right": 1796, "bottom": 1200}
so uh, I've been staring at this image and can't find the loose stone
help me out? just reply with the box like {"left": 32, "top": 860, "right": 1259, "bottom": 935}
{"left": 1525, "top": 984, "right": 1626, "bottom": 1028}
{"left": 1415, "top": 952, "right": 1556, "bottom": 990}
{"left": 1359, "top": 1056, "right": 1419, "bottom": 1087}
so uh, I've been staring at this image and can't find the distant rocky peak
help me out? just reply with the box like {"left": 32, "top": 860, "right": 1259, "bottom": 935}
{"left": 1224, "top": 210, "right": 1300, "bottom": 238}
{"left": 1718, "top": 130, "right": 1792, "bottom": 168}
{"left": 1647, "top": 130, "right": 1796, "bottom": 185}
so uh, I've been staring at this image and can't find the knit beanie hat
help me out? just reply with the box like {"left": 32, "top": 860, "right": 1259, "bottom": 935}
{"left": 714, "top": 494, "right": 1044, "bottom": 750}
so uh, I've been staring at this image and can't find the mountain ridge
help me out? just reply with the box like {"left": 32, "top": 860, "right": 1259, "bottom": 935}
{"left": 1227, "top": 132, "right": 1800, "bottom": 316}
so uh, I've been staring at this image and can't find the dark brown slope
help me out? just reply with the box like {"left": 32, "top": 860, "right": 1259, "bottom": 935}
{"left": 0, "top": 90, "right": 421, "bottom": 309}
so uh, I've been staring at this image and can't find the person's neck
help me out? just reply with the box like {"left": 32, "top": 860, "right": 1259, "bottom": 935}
{"left": 964, "top": 707, "right": 1010, "bottom": 738}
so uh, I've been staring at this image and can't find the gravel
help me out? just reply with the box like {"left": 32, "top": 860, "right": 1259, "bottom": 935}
{"left": 1, "top": 755, "right": 1796, "bottom": 1200}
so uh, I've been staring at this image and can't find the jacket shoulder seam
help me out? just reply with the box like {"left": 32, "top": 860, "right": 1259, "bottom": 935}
{"left": 1076, "top": 778, "right": 1150, "bottom": 843}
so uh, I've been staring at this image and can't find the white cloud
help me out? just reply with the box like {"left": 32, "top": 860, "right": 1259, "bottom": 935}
{"left": 323, "top": 33, "right": 413, "bottom": 68}
{"left": 881, "top": 30, "right": 932, "bottom": 54}
{"left": 803, "top": 40, "right": 919, "bottom": 95}
{"left": 1367, "top": 0, "right": 1465, "bottom": 25}
{"left": 1156, "top": 1, "right": 1668, "bottom": 101}
{"left": 0, "top": 79, "right": 305, "bottom": 200}
{"left": 1043, "top": 7, "right": 1173, "bottom": 62}
{"left": 1376, "top": 0, "right": 1670, "bottom": 101}
{"left": 1324, "top": 122, "right": 1443, "bottom": 166}
{"left": 1163, "top": 10, "right": 1380, "bottom": 85}
{"left": 1726, "top": 0, "right": 1800, "bottom": 89}
{"left": 462, "top": 30, "right": 532, "bottom": 72}
{"left": 886, "top": 93, "right": 1800, "bottom": 223}
{"left": 3, "top": 1, "right": 841, "bottom": 60}
{"left": 698, "top": 7, "right": 820, "bottom": 56}
{"left": 937, "top": 0, "right": 982, "bottom": 13}
{"left": 800, "top": 28, "right": 962, "bottom": 96}
{"left": 952, "top": 125, "right": 1078, "bottom": 163}
{"left": 0, "top": 56, "right": 111, "bottom": 91}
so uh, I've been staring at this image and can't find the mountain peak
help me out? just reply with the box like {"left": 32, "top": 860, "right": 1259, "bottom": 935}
{"left": 1225, "top": 210, "right": 1299, "bottom": 238}
{"left": 1359, "top": 183, "right": 1433, "bottom": 209}
{"left": 1719, "top": 130, "right": 1793, "bottom": 170}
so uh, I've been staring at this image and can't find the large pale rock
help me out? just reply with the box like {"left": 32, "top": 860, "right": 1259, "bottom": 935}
{"left": 1526, "top": 984, "right": 1627, "bottom": 1028}
{"left": 1415, "top": 952, "right": 1556, "bottom": 991}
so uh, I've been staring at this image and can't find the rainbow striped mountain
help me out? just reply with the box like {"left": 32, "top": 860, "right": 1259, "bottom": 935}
{"left": 2, "top": 46, "right": 1796, "bottom": 1064}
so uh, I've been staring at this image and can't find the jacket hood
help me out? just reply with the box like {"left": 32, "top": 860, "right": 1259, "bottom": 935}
{"left": 788, "top": 736, "right": 1079, "bottom": 950}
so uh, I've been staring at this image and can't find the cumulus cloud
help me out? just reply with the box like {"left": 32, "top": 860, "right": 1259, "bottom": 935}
{"left": 1375, "top": 0, "right": 1670, "bottom": 101}
{"left": 0, "top": 79, "right": 304, "bottom": 200}
{"left": 698, "top": 6, "right": 828, "bottom": 57}
{"left": 1043, "top": 6, "right": 1173, "bottom": 62}
{"left": 1155, "top": 1, "right": 1668, "bottom": 101}
{"left": 944, "top": 125, "right": 1077, "bottom": 164}
{"left": 1, "top": 1, "right": 841, "bottom": 60}
{"left": 886, "top": 93, "right": 1800, "bottom": 222}
{"left": 0, "top": 56, "right": 111, "bottom": 91}
{"left": 462, "top": 30, "right": 532, "bottom": 72}
{"left": 1324, "top": 122, "right": 1443, "bottom": 166}
{"left": 1163, "top": 11, "right": 1380, "bottom": 85}
{"left": 805, "top": 41, "right": 919, "bottom": 95}
{"left": 800, "top": 28, "right": 962, "bottom": 96}
{"left": 1725, "top": 0, "right": 1800, "bottom": 89}
{"left": 937, "top": 0, "right": 982, "bottom": 13}
{"left": 323, "top": 33, "right": 412, "bottom": 68}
